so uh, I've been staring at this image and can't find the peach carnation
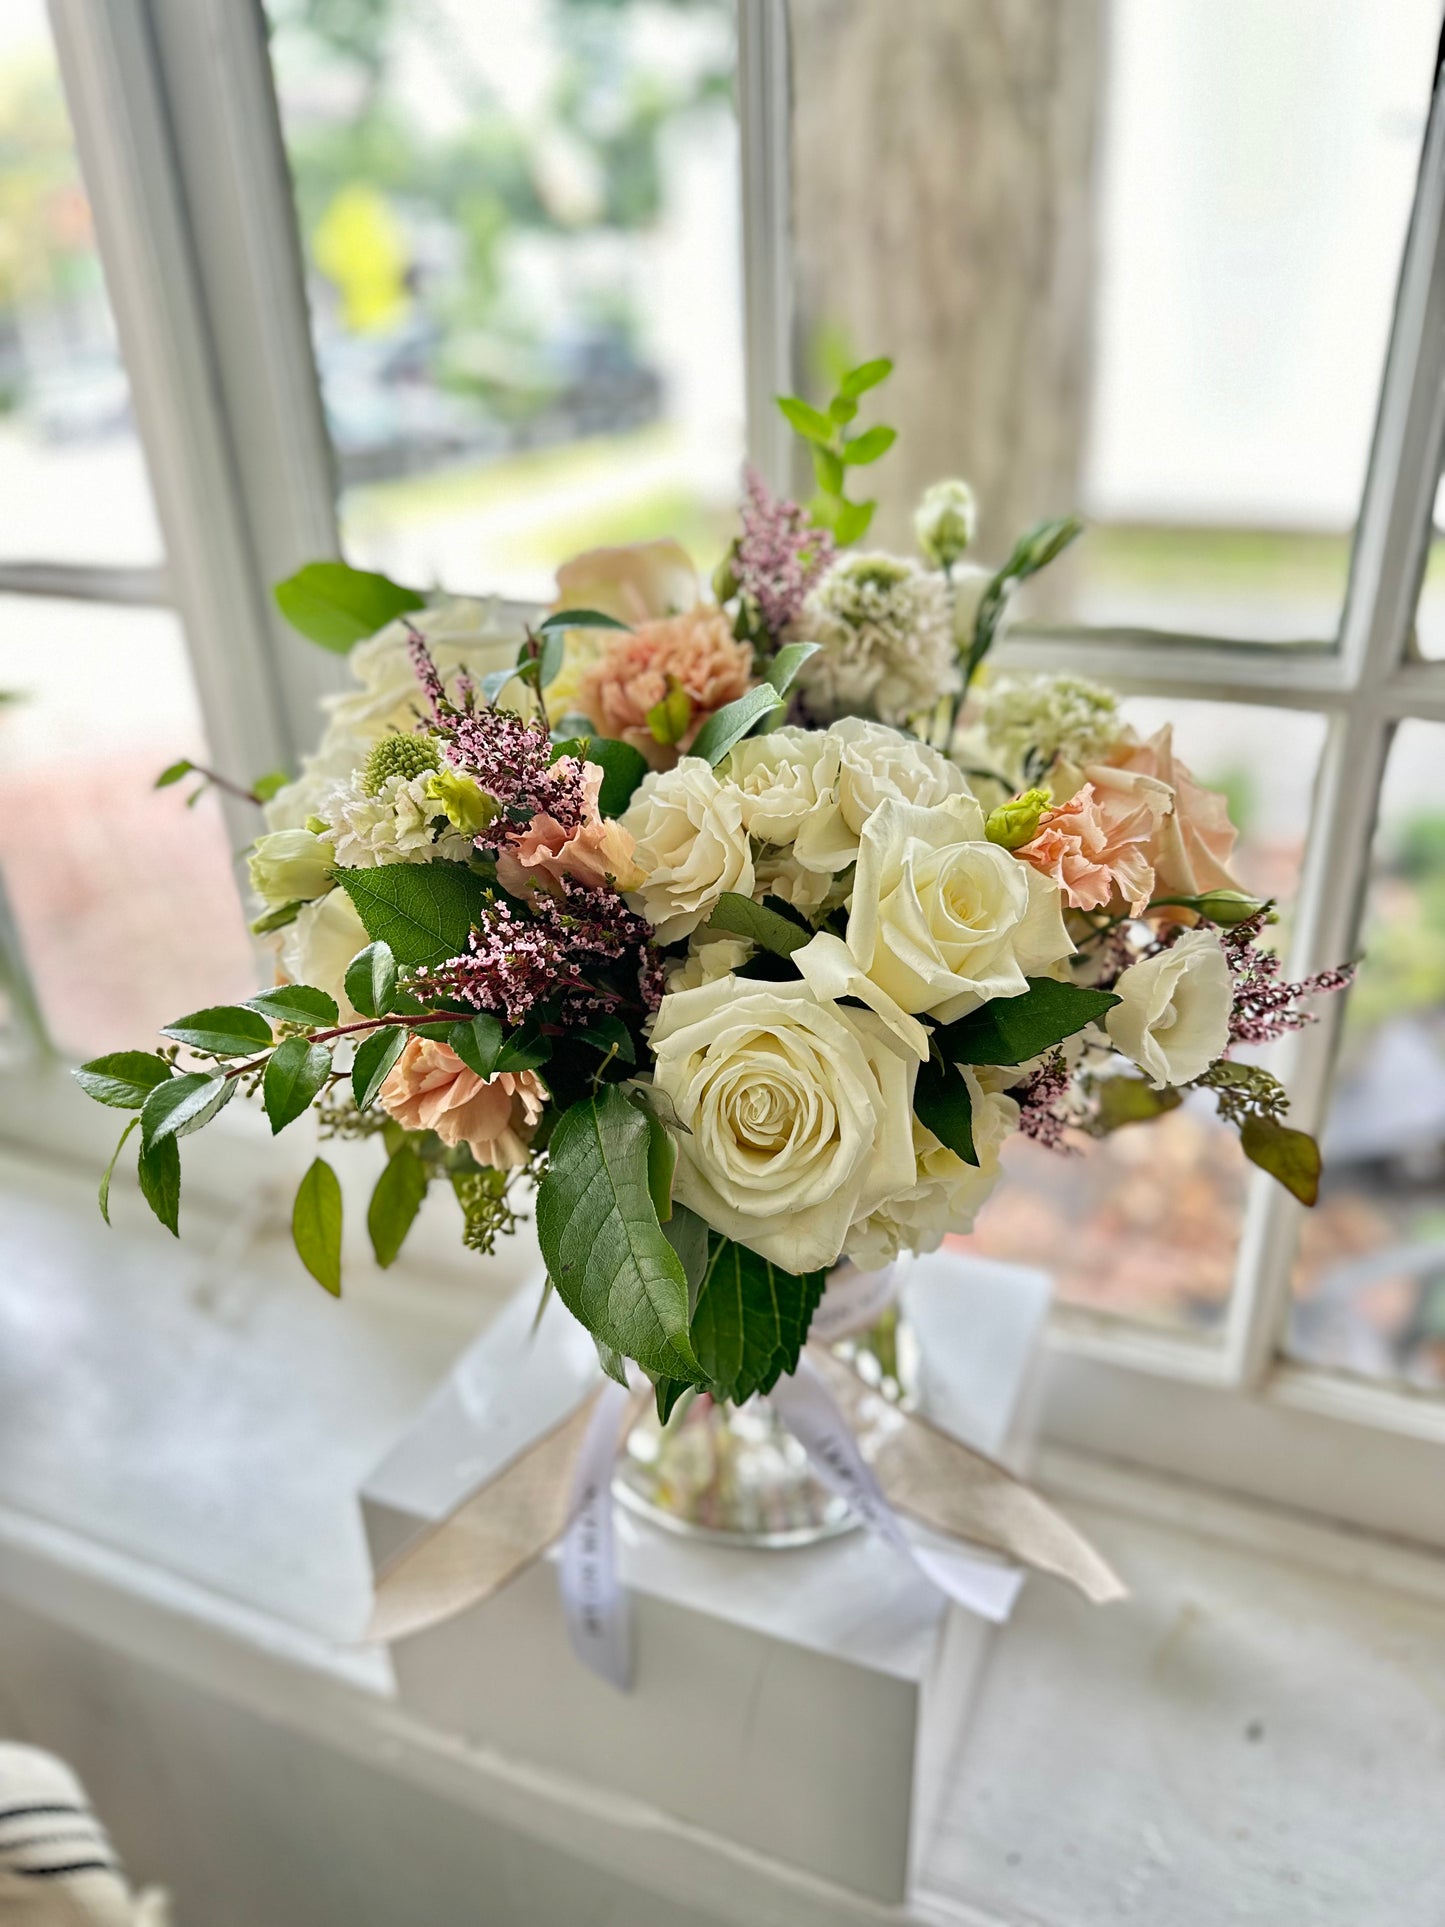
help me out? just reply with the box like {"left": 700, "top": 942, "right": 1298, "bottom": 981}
{"left": 495, "top": 757, "right": 644, "bottom": 897}
{"left": 1017, "top": 776, "right": 1169, "bottom": 914}
{"left": 378, "top": 1038, "right": 544, "bottom": 1169}
{"left": 577, "top": 607, "right": 754, "bottom": 769}
{"left": 1102, "top": 724, "right": 1243, "bottom": 910}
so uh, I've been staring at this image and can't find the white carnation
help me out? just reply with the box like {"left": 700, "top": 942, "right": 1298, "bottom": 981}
{"left": 979, "top": 673, "right": 1121, "bottom": 783}
{"left": 794, "top": 553, "right": 960, "bottom": 728}
{"left": 621, "top": 758, "right": 754, "bottom": 945}
{"left": 326, "top": 770, "right": 471, "bottom": 868}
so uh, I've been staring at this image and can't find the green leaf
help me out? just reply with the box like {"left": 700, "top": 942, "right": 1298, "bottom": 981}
{"left": 914, "top": 1055, "right": 977, "bottom": 1165}
{"left": 159, "top": 1004, "right": 274, "bottom": 1057}
{"left": 688, "top": 683, "right": 785, "bottom": 765}
{"left": 479, "top": 666, "right": 516, "bottom": 703}
{"left": 352, "top": 1026, "right": 407, "bottom": 1111}
{"left": 73, "top": 1051, "right": 173, "bottom": 1110}
{"left": 536, "top": 607, "right": 632, "bottom": 635}
{"left": 937, "top": 979, "right": 1120, "bottom": 1068}
{"left": 367, "top": 1144, "right": 429, "bottom": 1268}
{"left": 1095, "top": 1076, "right": 1183, "bottom": 1133}
{"left": 263, "top": 1037, "right": 332, "bottom": 1134}
{"left": 691, "top": 1234, "right": 827, "bottom": 1404}
{"left": 496, "top": 1016, "right": 551, "bottom": 1074}
{"left": 534, "top": 628, "right": 565, "bottom": 692}
{"left": 841, "top": 424, "right": 897, "bottom": 466}
{"left": 834, "top": 498, "right": 875, "bottom": 545}
{"left": 293, "top": 1157, "right": 343, "bottom": 1295}
{"left": 139, "top": 1072, "right": 233, "bottom": 1153}
{"left": 838, "top": 356, "right": 894, "bottom": 399}
{"left": 812, "top": 445, "right": 844, "bottom": 495}
{"left": 273, "top": 561, "right": 425, "bottom": 653}
{"left": 644, "top": 676, "right": 693, "bottom": 747}
{"left": 155, "top": 758, "right": 194, "bottom": 789}
{"left": 535, "top": 1085, "right": 701, "bottom": 1382}
{"left": 549, "top": 734, "right": 649, "bottom": 816}
{"left": 252, "top": 769, "right": 289, "bottom": 803}
{"left": 345, "top": 941, "right": 398, "bottom": 1019}
{"left": 337, "top": 863, "right": 490, "bottom": 969}
{"left": 827, "top": 395, "right": 858, "bottom": 426}
{"left": 655, "top": 1375, "right": 691, "bottom": 1425}
{"left": 250, "top": 900, "right": 305, "bottom": 935}
{"left": 776, "top": 394, "right": 836, "bottom": 447}
{"left": 596, "top": 1340, "right": 631, "bottom": 1388}
{"left": 661, "top": 1203, "right": 709, "bottom": 1313}
{"left": 98, "top": 1117, "right": 139, "bottom": 1224}
{"left": 574, "top": 1012, "right": 636, "bottom": 1066}
{"left": 137, "top": 1134, "right": 181, "bottom": 1237}
{"left": 965, "top": 516, "right": 1084, "bottom": 687}
{"left": 1241, "top": 1116, "right": 1321, "bottom": 1207}
{"left": 765, "top": 640, "right": 820, "bottom": 695}
{"left": 645, "top": 1112, "right": 676, "bottom": 1223}
{"left": 243, "top": 984, "right": 338, "bottom": 1029}
{"left": 707, "top": 891, "right": 808, "bottom": 958}
{"left": 447, "top": 1011, "right": 505, "bottom": 1078}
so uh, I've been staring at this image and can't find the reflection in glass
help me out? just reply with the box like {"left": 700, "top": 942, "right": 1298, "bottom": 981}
{"left": 0, "top": 597, "right": 255, "bottom": 1058}
{"left": 266, "top": 0, "right": 744, "bottom": 601}
{"left": 1291, "top": 722, "right": 1445, "bottom": 1388}
{"left": 0, "top": 2, "right": 163, "bottom": 566}
{"left": 958, "top": 700, "right": 1325, "bottom": 1332}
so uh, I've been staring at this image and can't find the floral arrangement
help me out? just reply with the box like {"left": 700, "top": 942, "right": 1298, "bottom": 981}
{"left": 76, "top": 358, "right": 1349, "bottom": 1413}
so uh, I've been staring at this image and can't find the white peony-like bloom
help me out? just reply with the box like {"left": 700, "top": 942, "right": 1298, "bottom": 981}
{"left": 621, "top": 757, "right": 755, "bottom": 944}
{"left": 1105, "top": 929, "right": 1233, "bottom": 1089}
{"left": 846, "top": 1073, "right": 1019, "bottom": 1270}
{"left": 280, "top": 889, "right": 372, "bottom": 1022}
{"left": 247, "top": 828, "right": 335, "bottom": 909}
{"left": 724, "top": 727, "right": 840, "bottom": 847}
{"left": 665, "top": 932, "right": 755, "bottom": 992}
{"left": 794, "top": 553, "right": 960, "bottom": 728}
{"left": 793, "top": 716, "right": 973, "bottom": 875}
{"left": 649, "top": 974, "right": 919, "bottom": 1273}
{"left": 845, "top": 793, "right": 1074, "bottom": 1022}
{"left": 325, "top": 770, "right": 470, "bottom": 869}
{"left": 753, "top": 846, "right": 836, "bottom": 915}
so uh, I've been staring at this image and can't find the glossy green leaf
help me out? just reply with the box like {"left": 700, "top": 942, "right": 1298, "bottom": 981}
{"left": 139, "top": 1072, "right": 233, "bottom": 1153}
{"left": 337, "top": 863, "right": 490, "bottom": 970}
{"left": 596, "top": 1340, "right": 631, "bottom": 1388}
{"left": 707, "top": 891, "right": 808, "bottom": 957}
{"left": 273, "top": 561, "right": 424, "bottom": 652}
{"left": 838, "top": 356, "right": 894, "bottom": 399}
{"left": 574, "top": 1012, "right": 636, "bottom": 1066}
{"left": 536, "top": 607, "right": 632, "bottom": 634}
{"left": 936, "top": 979, "right": 1119, "bottom": 1068}
{"left": 662, "top": 1203, "right": 710, "bottom": 1314}
{"left": 344, "top": 941, "right": 398, "bottom": 1019}
{"left": 1241, "top": 1116, "right": 1321, "bottom": 1207}
{"left": 913, "top": 1054, "right": 978, "bottom": 1165}
{"left": 535, "top": 1085, "right": 701, "bottom": 1382}
{"left": 495, "top": 1017, "right": 551, "bottom": 1074}
{"left": 367, "top": 1144, "right": 429, "bottom": 1268}
{"left": 775, "top": 394, "right": 835, "bottom": 447}
{"left": 765, "top": 640, "right": 820, "bottom": 695}
{"left": 293, "top": 1157, "right": 343, "bottom": 1295}
{"left": 691, "top": 1234, "right": 827, "bottom": 1404}
{"left": 263, "top": 1037, "right": 332, "bottom": 1134}
{"left": 841, "top": 424, "right": 897, "bottom": 466}
{"left": 654, "top": 1375, "right": 692, "bottom": 1425}
{"left": 447, "top": 1011, "right": 505, "bottom": 1078}
{"left": 73, "top": 1051, "right": 173, "bottom": 1110}
{"left": 688, "top": 683, "right": 785, "bottom": 765}
{"left": 645, "top": 1112, "right": 676, "bottom": 1223}
{"left": 137, "top": 1133, "right": 181, "bottom": 1237}
{"left": 154, "top": 758, "right": 194, "bottom": 789}
{"left": 159, "top": 1005, "right": 273, "bottom": 1057}
{"left": 351, "top": 1026, "right": 407, "bottom": 1111}
{"left": 98, "top": 1117, "right": 139, "bottom": 1224}
{"left": 243, "top": 984, "right": 338, "bottom": 1029}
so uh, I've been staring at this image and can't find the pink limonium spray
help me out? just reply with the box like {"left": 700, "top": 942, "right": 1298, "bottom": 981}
{"left": 734, "top": 466, "right": 835, "bottom": 639}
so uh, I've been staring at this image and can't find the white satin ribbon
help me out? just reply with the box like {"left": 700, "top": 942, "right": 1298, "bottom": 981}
{"left": 558, "top": 1378, "right": 633, "bottom": 1689}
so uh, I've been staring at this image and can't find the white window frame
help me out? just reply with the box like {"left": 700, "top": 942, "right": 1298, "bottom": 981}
{"left": 16, "top": 0, "right": 1445, "bottom": 1545}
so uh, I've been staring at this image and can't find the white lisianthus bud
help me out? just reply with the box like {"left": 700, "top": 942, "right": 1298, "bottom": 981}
{"left": 1105, "top": 929, "right": 1233, "bottom": 1089}
{"left": 247, "top": 828, "right": 335, "bottom": 909}
{"left": 914, "top": 478, "right": 977, "bottom": 569}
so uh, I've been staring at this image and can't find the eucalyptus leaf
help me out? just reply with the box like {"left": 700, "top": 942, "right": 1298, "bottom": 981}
{"left": 936, "top": 979, "right": 1119, "bottom": 1068}
{"left": 691, "top": 1234, "right": 827, "bottom": 1404}
{"left": 293, "top": 1157, "right": 343, "bottom": 1295}
{"left": 243, "top": 984, "right": 338, "bottom": 1029}
{"left": 263, "top": 1037, "right": 332, "bottom": 1134}
{"left": 765, "top": 640, "right": 820, "bottom": 695}
{"left": 536, "top": 607, "right": 632, "bottom": 634}
{"left": 98, "top": 1117, "right": 139, "bottom": 1224}
{"left": 352, "top": 1026, "right": 407, "bottom": 1111}
{"left": 707, "top": 891, "right": 808, "bottom": 958}
{"left": 137, "top": 1133, "right": 181, "bottom": 1237}
{"left": 913, "top": 1055, "right": 978, "bottom": 1165}
{"left": 73, "top": 1051, "right": 173, "bottom": 1110}
{"left": 1241, "top": 1116, "right": 1321, "bottom": 1207}
{"left": 344, "top": 941, "right": 398, "bottom": 1020}
{"left": 159, "top": 1005, "right": 273, "bottom": 1057}
{"left": 1095, "top": 1076, "right": 1183, "bottom": 1133}
{"left": 479, "top": 666, "right": 515, "bottom": 703}
{"left": 688, "top": 683, "right": 784, "bottom": 765}
{"left": 367, "top": 1144, "right": 429, "bottom": 1268}
{"left": 338, "top": 863, "right": 490, "bottom": 970}
{"left": 273, "top": 561, "right": 424, "bottom": 652}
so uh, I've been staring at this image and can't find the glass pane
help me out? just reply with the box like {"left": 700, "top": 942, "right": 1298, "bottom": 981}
{"left": 788, "top": 0, "right": 1437, "bottom": 644}
{"left": 0, "top": 596, "right": 256, "bottom": 1059}
{"left": 266, "top": 0, "right": 744, "bottom": 602}
{"left": 0, "top": 3, "right": 164, "bottom": 567}
{"left": 1290, "top": 721, "right": 1445, "bottom": 1388}
{"left": 957, "top": 699, "right": 1326, "bottom": 1333}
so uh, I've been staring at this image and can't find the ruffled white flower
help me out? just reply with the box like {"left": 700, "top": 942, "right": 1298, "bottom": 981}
{"left": 793, "top": 716, "right": 973, "bottom": 875}
{"left": 650, "top": 974, "right": 919, "bottom": 1273}
{"left": 621, "top": 757, "right": 754, "bottom": 945}
{"left": 794, "top": 553, "right": 959, "bottom": 727}
{"left": 846, "top": 1073, "right": 1019, "bottom": 1270}
{"left": 326, "top": 770, "right": 471, "bottom": 868}
{"left": 979, "top": 673, "right": 1122, "bottom": 784}
{"left": 1105, "top": 928, "right": 1232, "bottom": 1088}
{"left": 665, "top": 932, "right": 755, "bottom": 992}
{"left": 723, "top": 727, "right": 840, "bottom": 846}
{"left": 753, "top": 846, "right": 836, "bottom": 915}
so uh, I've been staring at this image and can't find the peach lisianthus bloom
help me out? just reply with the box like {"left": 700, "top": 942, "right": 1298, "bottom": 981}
{"left": 378, "top": 1039, "right": 544, "bottom": 1169}
{"left": 1101, "top": 724, "right": 1243, "bottom": 909}
{"left": 578, "top": 608, "right": 754, "bottom": 769}
{"left": 495, "top": 757, "right": 644, "bottom": 896}
{"left": 1016, "top": 776, "right": 1170, "bottom": 914}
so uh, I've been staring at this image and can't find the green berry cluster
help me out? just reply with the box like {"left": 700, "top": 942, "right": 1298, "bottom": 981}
{"left": 364, "top": 733, "right": 441, "bottom": 796}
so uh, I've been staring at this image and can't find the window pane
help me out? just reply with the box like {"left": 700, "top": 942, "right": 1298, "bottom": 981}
{"left": 0, "top": 4, "right": 164, "bottom": 567}
{"left": 957, "top": 699, "right": 1326, "bottom": 1333}
{"left": 266, "top": 0, "right": 744, "bottom": 602}
{"left": 788, "top": 0, "right": 1436, "bottom": 644}
{"left": 1290, "top": 721, "right": 1445, "bottom": 1388}
{"left": 0, "top": 597, "right": 255, "bottom": 1059}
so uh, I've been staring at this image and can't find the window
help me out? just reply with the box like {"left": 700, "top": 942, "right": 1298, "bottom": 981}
{"left": 23, "top": 0, "right": 1445, "bottom": 1543}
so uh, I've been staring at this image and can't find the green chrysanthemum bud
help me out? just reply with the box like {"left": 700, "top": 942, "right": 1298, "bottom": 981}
{"left": 985, "top": 787, "right": 1052, "bottom": 850}
{"left": 424, "top": 767, "right": 498, "bottom": 838}
{"left": 914, "top": 478, "right": 977, "bottom": 569}
{"left": 363, "top": 733, "right": 441, "bottom": 796}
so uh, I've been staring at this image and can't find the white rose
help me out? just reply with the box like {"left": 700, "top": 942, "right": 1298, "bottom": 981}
{"left": 621, "top": 758, "right": 754, "bottom": 945}
{"left": 723, "top": 726, "right": 840, "bottom": 846}
{"left": 665, "top": 932, "right": 755, "bottom": 992}
{"left": 247, "top": 828, "right": 335, "bottom": 909}
{"left": 1105, "top": 929, "right": 1232, "bottom": 1088}
{"left": 845, "top": 794, "right": 1074, "bottom": 1021}
{"left": 279, "top": 889, "right": 372, "bottom": 1022}
{"left": 649, "top": 974, "right": 919, "bottom": 1273}
{"left": 846, "top": 1073, "right": 1019, "bottom": 1270}
{"left": 793, "top": 716, "right": 973, "bottom": 874}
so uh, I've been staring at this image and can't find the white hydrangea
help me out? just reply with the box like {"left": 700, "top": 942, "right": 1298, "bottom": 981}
{"left": 978, "top": 673, "right": 1121, "bottom": 783}
{"left": 326, "top": 770, "right": 471, "bottom": 868}
{"left": 794, "top": 553, "right": 960, "bottom": 728}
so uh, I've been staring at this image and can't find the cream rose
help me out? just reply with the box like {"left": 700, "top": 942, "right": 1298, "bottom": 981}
{"left": 1104, "top": 929, "right": 1233, "bottom": 1088}
{"left": 247, "top": 828, "right": 335, "bottom": 909}
{"left": 649, "top": 975, "right": 919, "bottom": 1273}
{"left": 845, "top": 795, "right": 1074, "bottom": 1021}
{"left": 793, "top": 716, "right": 973, "bottom": 874}
{"left": 724, "top": 727, "right": 841, "bottom": 846}
{"left": 621, "top": 757, "right": 754, "bottom": 944}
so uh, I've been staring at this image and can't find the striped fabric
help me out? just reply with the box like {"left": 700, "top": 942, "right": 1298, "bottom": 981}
{"left": 0, "top": 1747, "right": 168, "bottom": 1924}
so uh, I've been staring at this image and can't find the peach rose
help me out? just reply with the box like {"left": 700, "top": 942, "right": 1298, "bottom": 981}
{"left": 378, "top": 1038, "right": 544, "bottom": 1169}
{"left": 553, "top": 539, "right": 699, "bottom": 627}
{"left": 1017, "top": 776, "right": 1170, "bottom": 914}
{"left": 578, "top": 607, "right": 755, "bottom": 769}
{"left": 1102, "top": 725, "right": 1243, "bottom": 909}
{"left": 495, "top": 757, "right": 644, "bottom": 896}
